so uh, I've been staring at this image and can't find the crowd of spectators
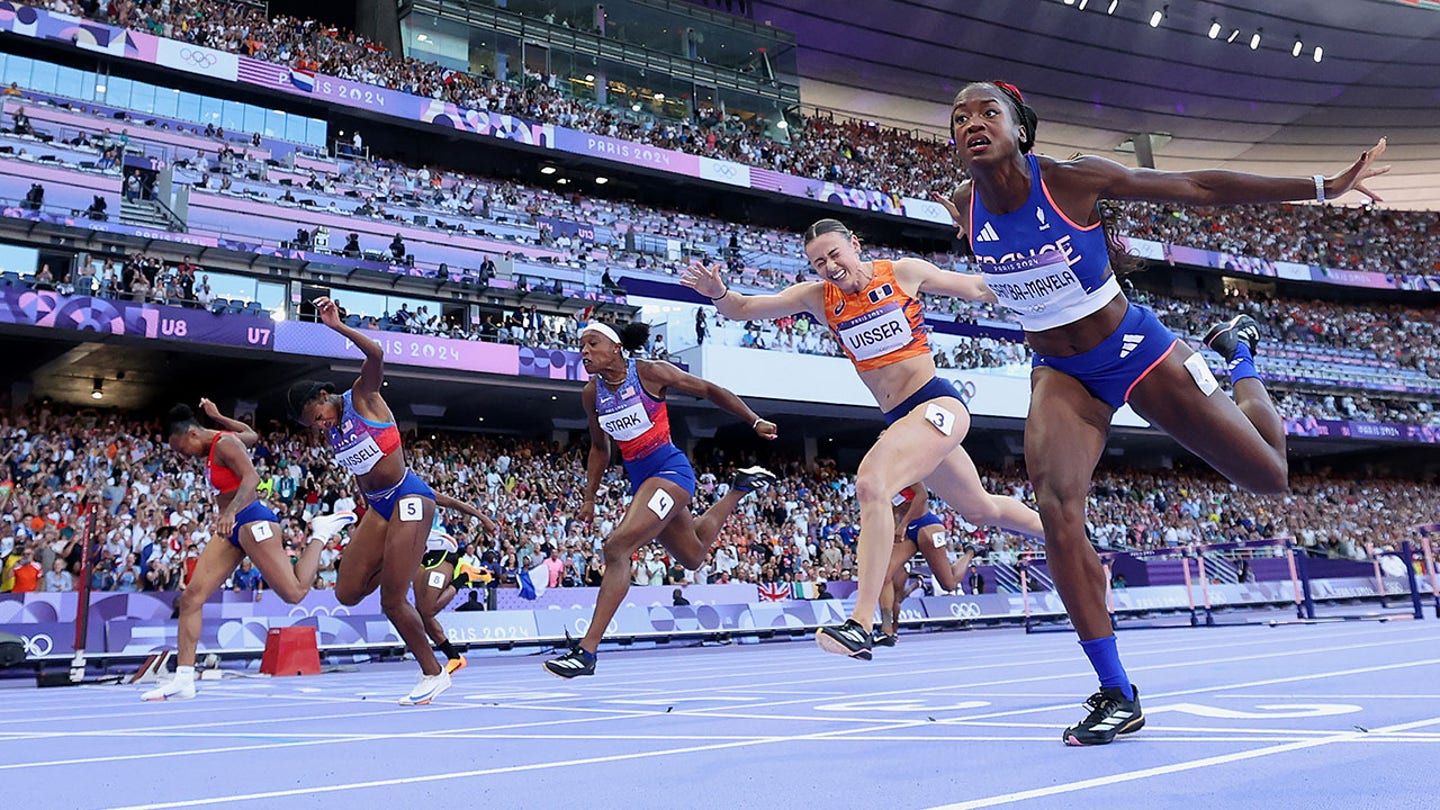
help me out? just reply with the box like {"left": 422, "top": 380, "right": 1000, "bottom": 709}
{"left": 39, "top": 0, "right": 1439, "bottom": 284}
{"left": 3, "top": 400, "right": 1437, "bottom": 598}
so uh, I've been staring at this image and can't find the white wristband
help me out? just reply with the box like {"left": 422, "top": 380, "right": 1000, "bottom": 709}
{"left": 752, "top": 417, "right": 763, "bottom": 430}
{"left": 1313, "top": 174, "right": 1326, "bottom": 203}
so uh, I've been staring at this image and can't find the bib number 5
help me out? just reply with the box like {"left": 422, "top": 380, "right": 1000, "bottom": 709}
{"left": 398, "top": 496, "right": 425, "bottom": 522}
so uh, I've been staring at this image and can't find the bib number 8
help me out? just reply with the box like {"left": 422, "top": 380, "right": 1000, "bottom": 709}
{"left": 398, "top": 496, "right": 425, "bottom": 522}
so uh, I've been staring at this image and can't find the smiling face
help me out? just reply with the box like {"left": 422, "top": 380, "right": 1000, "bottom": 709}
{"left": 950, "top": 83, "right": 1024, "bottom": 171}
{"left": 804, "top": 230, "right": 867, "bottom": 293}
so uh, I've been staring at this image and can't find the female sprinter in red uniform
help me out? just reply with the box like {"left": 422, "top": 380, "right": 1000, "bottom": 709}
{"left": 939, "top": 80, "right": 1387, "bottom": 744}
{"left": 544, "top": 321, "right": 777, "bottom": 678}
{"left": 683, "top": 224, "right": 1044, "bottom": 661}
{"left": 873, "top": 483, "right": 978, "bottom": 647}
{"left": 415, "top": 492, "right": 497, "bottom": 675}
{"left": 287, "top": 296, "right": 449, "bottom": 706}
{"left": 144, "top": 399, "right": 354, "bottom": 700}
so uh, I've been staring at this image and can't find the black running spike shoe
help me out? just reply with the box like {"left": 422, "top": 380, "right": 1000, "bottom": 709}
{"left": 1063, "top": 685, "right": 1145, "bottom": 746}
{"left": 871, "top": 629, "right": 898, "bottom": 648}
{"left": 543, "top": 644, "right": 597, "bottom": 679}
{"left": 732, "top": 465, "right": 777, "bottom": 494}
{"left": 816, "top": 619, "right": 873, "bottom": 660}
{"left": 1203, "top": 315, "right": 1261, "bottom": 362}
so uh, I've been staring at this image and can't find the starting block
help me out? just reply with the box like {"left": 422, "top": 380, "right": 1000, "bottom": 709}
{"left": 260, "top": 626, "right": 321, "bottom": 676}
{"left": 128, "top": 650, "right": 173, "bottom": 685}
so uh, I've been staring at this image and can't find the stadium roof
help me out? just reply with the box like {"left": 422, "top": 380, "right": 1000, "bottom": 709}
{"left": 752, "top": 0, "right": 1440, "bottom": 209}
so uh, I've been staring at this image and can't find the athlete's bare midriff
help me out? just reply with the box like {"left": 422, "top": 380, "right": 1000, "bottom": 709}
{"left": 1024, "top": 292, "right": 1129, "bottom": 358}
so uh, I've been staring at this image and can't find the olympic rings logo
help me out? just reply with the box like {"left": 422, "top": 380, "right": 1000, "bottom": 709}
{"left": 948, "top": 601, "right": 983, "bottom": 619}
{"left": 20, "top": 633, "right": 54, "bottom": 657}
{"left": 951, "top": 379, "right": 978, "bottom": 407}
{"left": 179, "top": 48, "right": 219, "bottom": 69}
{"left": 287, "top": 605, "right": 352, "bottom": 618}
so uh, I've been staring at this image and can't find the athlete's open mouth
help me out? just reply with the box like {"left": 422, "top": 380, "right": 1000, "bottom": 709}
{"left": 967, "top": 135, "right": 992, "bottom": 154}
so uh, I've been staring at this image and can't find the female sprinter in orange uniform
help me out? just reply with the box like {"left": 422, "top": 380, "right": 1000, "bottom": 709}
{"left": 682, "top": 222, "right": 1044, "bottom": 661}
{"left": 939, "top": 80, "right": 1387, "bottom": 744}
{"left": 287, "top": 296, "right": 449, "bottom": 706}
{"left": 144, "top": 399, "right": 354, "bottom": 700}
{"left": 544, "top": 321, "right": 777, "bottom": 678}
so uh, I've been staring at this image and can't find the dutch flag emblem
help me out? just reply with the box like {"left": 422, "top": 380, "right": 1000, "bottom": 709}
{"left": 289, "top": 68, "right": 316, "bottom": 92}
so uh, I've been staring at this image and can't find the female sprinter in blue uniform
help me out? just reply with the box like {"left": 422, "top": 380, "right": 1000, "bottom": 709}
{"left": 940, "top": 80, "right": 1389, "bottom": 744}
{"left": 145, "top": 400, "right": 354, "bottom": 700}
{"left": 683, "top": 224, "right": 1044, "bottom": 661}
{"left": 873, "top": 483, "right": 978, "bottom": 647}
{"left": 544, "top": 321, "right": 778, "bottom": 677}
{"left": 287, "top": 296, "right": 450, "bottom": 706}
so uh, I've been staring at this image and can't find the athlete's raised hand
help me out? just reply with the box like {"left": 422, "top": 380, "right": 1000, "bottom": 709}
{"left": 198, "top": 397, "right": 220, "bottom": 419}
{"left": 929, "top": 191, "right": 965, "bottom": 238}
{"left": 314, "top": 296, "right": 341, "bottom": 329}
{"left": 680, "top": 261, "right": 728, "bottom": 300}
{"left": 753, "top": 418, "right": 779, "bottom": 441}
{"left": 1328, "top": 137, "right": 1391, "bottom": 203}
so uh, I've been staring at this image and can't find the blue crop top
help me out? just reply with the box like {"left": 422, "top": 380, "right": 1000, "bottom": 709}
{"left": 968, "top": 152, "right": 1121, "bottom": 331}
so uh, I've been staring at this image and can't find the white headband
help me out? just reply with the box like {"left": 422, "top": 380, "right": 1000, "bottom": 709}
{"left": 580, "top": 322, "right": 621, "bottom": 346}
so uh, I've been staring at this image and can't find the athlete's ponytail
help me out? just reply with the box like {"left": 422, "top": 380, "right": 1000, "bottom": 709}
{"left": 619, "top": 321, "right": 651, "bottom": 353}
{"left": 166, "top": 404, "right": 197, "bottom": 437}
{"left": 286, "top": 380, "right": 335, "bottom": 420}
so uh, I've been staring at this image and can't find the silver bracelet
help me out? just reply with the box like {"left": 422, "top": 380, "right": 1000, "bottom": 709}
{"left": 1313, "top": 174, "right": 1326, "bottom": 203}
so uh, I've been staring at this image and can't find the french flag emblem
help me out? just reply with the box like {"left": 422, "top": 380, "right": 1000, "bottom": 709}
{"left": 289, "top": 68, "right": 316, "bottom": 92}
{"left": 867, "top": 283, "right": 894, "bottom": 304}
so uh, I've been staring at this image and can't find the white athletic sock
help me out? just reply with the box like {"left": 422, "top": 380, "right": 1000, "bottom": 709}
{"left": 175, "top": 665, "right": 195, "bottom": 681}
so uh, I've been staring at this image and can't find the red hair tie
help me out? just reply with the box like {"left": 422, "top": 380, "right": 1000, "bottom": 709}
{"left": 994, "top": 81, "right": 1025, "bottom": 102}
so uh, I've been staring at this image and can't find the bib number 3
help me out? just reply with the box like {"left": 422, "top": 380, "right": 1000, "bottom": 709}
{"left": 923, "top": 403, "right": 955, "bottom": 437}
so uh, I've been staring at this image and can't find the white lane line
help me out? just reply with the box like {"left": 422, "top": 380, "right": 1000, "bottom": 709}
{"left": 923, "top": 715, "right": 1440, "bottom": 810}
{"left": 99, "top": 716, "right": 935, "bottom": 810}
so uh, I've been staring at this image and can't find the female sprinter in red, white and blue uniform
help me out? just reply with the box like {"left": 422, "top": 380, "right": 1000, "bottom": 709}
{"left": 145, "top": 399, "right": 354, "bottom": 701}
{"left": 544, "top": 320, "right": 777, "bottom": 678}
{"left": 287, "top": 296, "right": 449, "bottom": 706}
{"left": 938, "top": 80, "right": 1388, "bottom": 744}
{"left": 683, "top": 222, "right": 1044, "bottom": 663}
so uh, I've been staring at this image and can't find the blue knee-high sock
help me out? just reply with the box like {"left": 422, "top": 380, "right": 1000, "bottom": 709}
{"left": 1227, "top": 341, "right": 1261, "bottom": 385}
{"left": 1079, "top": 636, "right": 1133, "bottom": 699}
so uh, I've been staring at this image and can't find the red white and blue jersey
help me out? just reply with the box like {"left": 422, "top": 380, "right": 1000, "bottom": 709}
{"left": 594, "top": 359, "right": 672, "bottom": 462}
{"left": 326, "top": 390, "right": 402, "bottom": 475}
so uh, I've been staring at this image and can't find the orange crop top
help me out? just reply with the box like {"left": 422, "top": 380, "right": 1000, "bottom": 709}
{"left": 823, "top": 259, "right": 929, "bottom": 373}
